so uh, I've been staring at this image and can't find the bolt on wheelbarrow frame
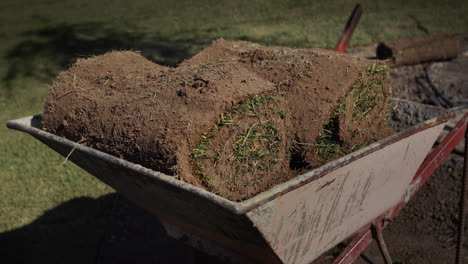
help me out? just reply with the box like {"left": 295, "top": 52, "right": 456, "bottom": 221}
{"left": 5, "top": 99, "right": 459, "bottom": 264}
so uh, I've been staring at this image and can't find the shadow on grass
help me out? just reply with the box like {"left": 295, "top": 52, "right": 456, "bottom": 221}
{"left": 0, "top": 193, "right": 221, "bottom": 264}
{"left": 2, "top": 22, "right": 214, "bottom": 91}
{"left": 0, "top": 194, "right": 114, "bottom": 264}
{"left": 2, "top": 21, "right": 325, "bottom": 94}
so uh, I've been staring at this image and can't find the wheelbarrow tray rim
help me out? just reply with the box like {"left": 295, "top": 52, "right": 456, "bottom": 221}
{"left": 5, "top": 102, "right": 454, "bottom": 215}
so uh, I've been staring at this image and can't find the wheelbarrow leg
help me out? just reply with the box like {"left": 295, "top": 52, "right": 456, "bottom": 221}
{"left": 372, "top": 220, "right": 393, "bottom": 264}
{"left": 331, "top": 219, "right": 393, "bottom": 264}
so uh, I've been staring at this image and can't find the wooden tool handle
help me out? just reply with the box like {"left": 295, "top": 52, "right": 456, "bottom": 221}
{"left": 334, "top": 4, "right": 363, "bottom": 53}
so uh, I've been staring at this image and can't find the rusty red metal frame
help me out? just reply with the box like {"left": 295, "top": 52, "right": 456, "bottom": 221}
{"left": 332, "top": 113, "right": 468, "bottom": 263}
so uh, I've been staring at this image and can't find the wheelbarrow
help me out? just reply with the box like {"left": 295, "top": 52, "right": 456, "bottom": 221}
{"left": 6, "top": 99, "right": 468, "bottom": 264}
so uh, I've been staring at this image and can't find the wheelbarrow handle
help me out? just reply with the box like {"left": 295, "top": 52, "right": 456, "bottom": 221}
{"left": 334, "top": 4, "right": 363, "bottom": 53}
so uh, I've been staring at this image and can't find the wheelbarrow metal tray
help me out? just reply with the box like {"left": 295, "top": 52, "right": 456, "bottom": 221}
{"left": 6, "top": 99, "right": 453, "bottom": 264}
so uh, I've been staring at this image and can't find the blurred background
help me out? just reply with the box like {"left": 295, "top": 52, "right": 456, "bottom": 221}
{"left": 0, "top": 0, "right": 467, "bottom": 263}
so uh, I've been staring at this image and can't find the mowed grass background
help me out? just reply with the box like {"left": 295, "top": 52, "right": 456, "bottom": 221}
{"left": 0, "top": 0, "right": 467, "bottom": 262}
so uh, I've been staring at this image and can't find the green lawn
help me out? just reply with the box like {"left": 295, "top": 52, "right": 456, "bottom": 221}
{"left": 0, "top": 0, "right": 467, "bottom": 254}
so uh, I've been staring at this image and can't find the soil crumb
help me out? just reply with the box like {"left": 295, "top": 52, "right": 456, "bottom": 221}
{"left": 43, "top": 40, "right": 393, "bottom": 201}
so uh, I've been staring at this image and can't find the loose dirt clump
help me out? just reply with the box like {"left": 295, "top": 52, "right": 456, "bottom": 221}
{"left": 43, "top": 40, "right": 393, "bottom": 201}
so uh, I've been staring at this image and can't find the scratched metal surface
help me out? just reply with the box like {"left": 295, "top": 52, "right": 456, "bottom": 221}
{"left": 246, "top": 123, "right": 446, "bottom": 264}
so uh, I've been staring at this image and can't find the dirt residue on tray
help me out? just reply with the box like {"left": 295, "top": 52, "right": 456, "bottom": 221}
{"left": 43, "top": 39, "right": 393, "bottom": 201}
